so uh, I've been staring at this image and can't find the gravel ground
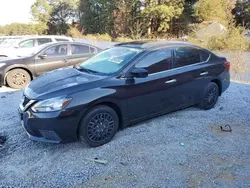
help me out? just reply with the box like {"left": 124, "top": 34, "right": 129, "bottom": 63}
{"left": 0, "top": 82, "right": 250, "bottom": 188}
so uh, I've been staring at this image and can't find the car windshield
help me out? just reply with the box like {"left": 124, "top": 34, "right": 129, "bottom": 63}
{"left": 79, "top": 47, "right": 142, "bottom": 74}
{"left": 0, "top": 39, "right": 19, "bottom": 48}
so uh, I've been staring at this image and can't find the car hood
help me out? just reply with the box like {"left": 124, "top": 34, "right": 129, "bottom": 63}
{"left": 24, "top": 67, "right": 106, "bottom": 99}
{"left": 0, "top": 56, "right": 28, "bottom": 62}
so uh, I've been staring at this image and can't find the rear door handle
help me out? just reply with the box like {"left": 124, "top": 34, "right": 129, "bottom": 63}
{"left": 63, "top": 59, "right": 68, "bottom": 63}
{"left": 200, "top": 72, "right": 208, "bottom": 76}
{"left": 165, "top": 79, "right": 177, "bottom": 84}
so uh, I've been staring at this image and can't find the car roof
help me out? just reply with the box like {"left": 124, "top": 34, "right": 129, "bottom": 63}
{"left": 22, "top": 35, "right": 72, "bottom": 40}
{"left": 0, "top": 35, "right": 72, "bottom": 39}
{"left": 38, "top": 41, "right": 101, "bottom": 49}
{"left": 115, "top": 40, "right": 201, "bottom": 50}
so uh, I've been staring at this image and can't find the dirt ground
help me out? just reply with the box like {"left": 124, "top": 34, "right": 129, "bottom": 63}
{"left": 0, "top": 82, "right": 250, "bottom": 188}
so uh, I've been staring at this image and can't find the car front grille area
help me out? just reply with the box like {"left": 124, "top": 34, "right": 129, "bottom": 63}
{"left": 23, "top": 95, "right": 30, "bottom": 107}
{"left": 21, "top": 95, "right": 36, "bottom": 111}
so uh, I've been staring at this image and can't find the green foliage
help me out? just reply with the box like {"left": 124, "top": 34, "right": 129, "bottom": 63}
{"left": 233, "top": 0, "right": 250, "bottom": 28}
{"left": 31, "top": 0, "right": 53, "bottom": 32}
{"left": 79, "top": 0, "right": 116, "bottom": 35}
{"left": 194, "top": 0, "right": 228, "bottom": 24}
{"left": 67, "top": 26, "right": 82, "bottom": 38}
{"left": 1, "top": 0, "right": 248, "bottom": 52}
{"left": 113, "top": 36, "right": 134, "bottom": 42}
{"left": 0, "top": 23, "right": 44, "bottom": 35}
{"left": 189, "top": 27, "right": 250, "bottom": 51}
{"left": 142, "top": 0, "right": 184, "bottom": 34}
{"left": 67, "top": 27, "right": 112, "bottom": 41}
{"left": 31, "top": 0, "right": 79, "bottom": 34}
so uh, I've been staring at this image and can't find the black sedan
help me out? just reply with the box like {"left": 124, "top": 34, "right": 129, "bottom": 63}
{"left": 0, "top": 42, "right": 101, "bottom": 89}
{"left": 18, "top": 41, "right": 230, "bottom": 147}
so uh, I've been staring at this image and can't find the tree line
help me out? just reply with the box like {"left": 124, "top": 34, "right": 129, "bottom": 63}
{"left": 0, "top": 0, "right": 249, "bottom": 39}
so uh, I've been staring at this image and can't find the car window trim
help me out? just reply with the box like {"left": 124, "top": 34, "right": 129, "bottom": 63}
{"left": 37, "top": 38, "right": 53, "bottom": 45}
{"left": 173, "top": 46, "right": 210, "bottom": 68}
{"left": 70, "top": 44, "right": 94, "bottom": 56}
{"left": 148, "top": 53, "right": 211, "bottom": 76}
{"left": 35, "top": 43, "right": 69, "bottom": 58}
{"left": 18, "top": 39, "right": 35, "bottom": 48}
{"left": 120, "top": 45, "right": 211, "bottom": 79}
{"left": 122, "top": 47, "right": 174, "bottom": 78}
{"left": 135, "top": 49, "right": 174, "bottom": 71}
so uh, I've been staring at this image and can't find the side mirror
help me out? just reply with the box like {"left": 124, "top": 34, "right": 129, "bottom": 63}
{"left": 13, "top": 44, "right": 19, "bottom": 49}
{"left": 131, "top": 68, "right": 148, "bottom": 78}
{"left": 38, "top": 54, "right": 48, "bottom": 59}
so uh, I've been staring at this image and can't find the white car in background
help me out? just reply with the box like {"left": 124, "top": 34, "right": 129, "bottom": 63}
{"left": 0, "top": 35, "right": 74, "bottom": 58}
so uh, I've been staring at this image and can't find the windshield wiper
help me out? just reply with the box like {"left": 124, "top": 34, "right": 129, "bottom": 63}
{"left": 74, "top": 65, "right": 95, "bottom": 74}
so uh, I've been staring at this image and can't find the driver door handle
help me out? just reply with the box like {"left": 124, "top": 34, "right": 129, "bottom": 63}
{"left": 165, "top": 79, "right": 177, "bottom": 84}
{"left": 63, "top": 59, "right": 68, "bottom": 63}
{"left": 200, "top": 71, "right": 208, "bottom": 76}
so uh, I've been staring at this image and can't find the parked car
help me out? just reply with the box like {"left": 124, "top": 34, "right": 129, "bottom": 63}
{"left": 0, "top": 42, "right": 100, "bottom": 89}
{"left": 18, "top": 41, "right": 230, "bottom": 147}
{"left": 0, "top": 35, "right": 74, "bottom": 58}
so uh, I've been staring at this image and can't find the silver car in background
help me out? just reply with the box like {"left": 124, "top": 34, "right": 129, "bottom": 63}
{"left": 0, "top": 35, "right": 74, "bottom": 58}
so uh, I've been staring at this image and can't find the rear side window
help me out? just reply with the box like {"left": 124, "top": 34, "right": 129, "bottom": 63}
{"left": 90, "top": 47, "right": 97, "bottom": 53}
{"left": 200, "top": 50, "right": 210, "bottom": 62}
{"left": 135, "top": 49, "right": 172, "bottom": 74}
{"left": 71, "top": 44, "right": 90, "bottom": 54}
{"left": 55, "top": 38, "right": 69, "bottom": 42}
{"left": 19, "top": 39, "right": 35, "bottom": 48}
{"left": 37, "top": 38, "right": 52, "bottom": 45}
{"left": 174, "top": 47, "right": 210, "bottom": 68}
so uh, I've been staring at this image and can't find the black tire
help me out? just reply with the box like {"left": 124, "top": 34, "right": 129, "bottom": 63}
{"left": 198, "top": 82, "right": 219, "bottom": 110}
{"left": 6, "top": 69, "right": 31, "bottom": 89}
{"left": 79, "top": 105, "right": 119, "bottom": 147}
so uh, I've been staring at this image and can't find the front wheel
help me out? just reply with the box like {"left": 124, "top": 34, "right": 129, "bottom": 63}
{"left": 78, "top": 106, "right": 119, "bottom": 147}
{"left": 6, "top": 69, "right": 31, "bottom": 89}
{"left": 198, "top": 82, "right": 219, "bottom": 110}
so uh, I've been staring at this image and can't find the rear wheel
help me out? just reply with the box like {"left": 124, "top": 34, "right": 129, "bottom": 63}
{"left": 198, "top": 82, "right": 219, "bottom": 110}
{"left": 6, "top": 69, "right": 31, "bottom": 89}
{"left": 78, "top": 106, "right": 119, "bottom": 147}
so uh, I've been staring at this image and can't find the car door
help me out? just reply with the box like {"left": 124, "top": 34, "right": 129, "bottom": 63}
{"left": 67, "top": 44, "right": 98, "bottom": 67}
{"left": 34, "top": 44, "right": 69, "bottom": 76}
{"left": 170, "top": 46, "right": 212, "bottom": 107}
{"left": 123, "top": 48, "right": 185, "bottom": 122}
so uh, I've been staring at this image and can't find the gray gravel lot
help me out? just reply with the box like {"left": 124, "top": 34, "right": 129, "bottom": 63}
{"left": 0, "top": 82, "right": 250, "bottom": 188}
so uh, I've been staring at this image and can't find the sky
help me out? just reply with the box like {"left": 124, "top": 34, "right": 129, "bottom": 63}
{"left": 0, "top": 0, "right": 36, "bottom": 25}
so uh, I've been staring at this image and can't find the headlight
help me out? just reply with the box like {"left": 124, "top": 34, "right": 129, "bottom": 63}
{"left": 0, "top": 63, "right": 6, "bottom": 68}
{"left": 31, "top": 97, "right": 72, "bottom": 112}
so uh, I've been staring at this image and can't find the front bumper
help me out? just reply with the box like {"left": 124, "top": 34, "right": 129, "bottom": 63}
{"left": 18, "top": 101, "right": 83, "bottom": 143}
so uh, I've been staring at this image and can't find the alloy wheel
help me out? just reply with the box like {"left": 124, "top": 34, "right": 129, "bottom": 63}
{"left": 87, "top": 113, "right": 115, "bottom": 142}
{"left": 204, "top": 86, "right": 218, "bottom": 106}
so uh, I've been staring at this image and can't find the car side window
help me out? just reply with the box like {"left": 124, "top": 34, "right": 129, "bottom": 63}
{"left": 90, "top": 47, "right": 97, "bottom": 53}
{"left": 19, "top": 39, "right": 35, "bottom": 48}
{"left": 200, "top": 50, "right": 210, "bottom": 62}
{"left": 37, "top": 38, "right": 52, "bottom": 45}
{"left": 55, "top": 38, "right": 69, "bottom": 42}
{"left": 71, "top": 44, "right": 90, "bottom": 55}
{"left": 174, "top": 47, "right": 205, "bottom": 68}
{"left": 43, "top": 44, "right": 68, "bottom": 57}
{"left": 135, "top": 49, "right": 172, "bottom": 74}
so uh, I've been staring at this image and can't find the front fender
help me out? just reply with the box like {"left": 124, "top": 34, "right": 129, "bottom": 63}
{"left": 69, "top": 88, "right": 118, "bottom": 108}
{"left": 67, "top": 87, "right": 127, "bottom": 126}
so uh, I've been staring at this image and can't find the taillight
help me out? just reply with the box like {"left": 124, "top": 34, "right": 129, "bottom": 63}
{"left": 224, "top": 61, "right": 230, "bottom": 71}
